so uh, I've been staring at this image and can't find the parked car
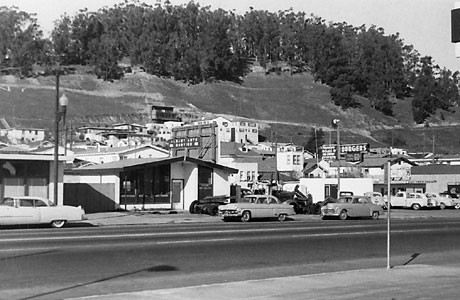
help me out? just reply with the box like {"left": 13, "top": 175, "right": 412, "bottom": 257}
{"left": 321, "top": 195, "right": 384, "bottom": 220}
{"left": 0, "top": 196, "right": 86, "bottom": 228}
{"left": 389, "top": 191, "right": 434, "bottom": 210}
{"left": 364, "top": 191, "right": 386, "bottom": 208}
{"left": 189, "top": 188, "right": 253, "bottom": 216}
{"left": 189, "top": 195, "right": 231, "bottom": 216}
{"left": 426, "top": 192, "right": 460, "bottom": 209}
{"left": 218, "top": 194, "right": 295, "bottom": 222}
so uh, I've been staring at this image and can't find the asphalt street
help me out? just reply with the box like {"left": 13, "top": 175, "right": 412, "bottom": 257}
{"left": 2, "top": 217, "right": 460, "bottom": 300}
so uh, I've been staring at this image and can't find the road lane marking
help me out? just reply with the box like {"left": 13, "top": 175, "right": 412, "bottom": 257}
{"left": 0, "top": 227, "right": 452, "bottom": 248}
{"left": 291, "top": 228, "right": 445, "bottom": 238}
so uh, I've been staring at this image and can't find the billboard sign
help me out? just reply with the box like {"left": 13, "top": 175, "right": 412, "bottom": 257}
{"left": 321, "top": 143, "right": 370, "bottom": 161}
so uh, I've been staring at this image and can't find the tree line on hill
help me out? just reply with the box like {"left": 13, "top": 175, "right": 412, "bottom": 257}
{"left": 1, "top": 1, "right": 459, "bottom": 124}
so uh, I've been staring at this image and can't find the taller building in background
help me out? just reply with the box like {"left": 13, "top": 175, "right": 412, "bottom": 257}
{"left": 193, "top": 116, "right": 258, "bottom": 145}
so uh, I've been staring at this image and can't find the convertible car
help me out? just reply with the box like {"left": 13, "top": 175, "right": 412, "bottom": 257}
{"left": 321, "top": 195, "right": 384, "bottom": 220}
{"left": 0, "top": 196, "right": 86, "bottom": 228}
{"left": 218, "top": 194, "right": 295, "bottom": 222}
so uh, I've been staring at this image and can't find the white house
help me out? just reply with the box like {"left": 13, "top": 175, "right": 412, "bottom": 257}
{"left": 275, "top": 143, "right": 305, "bottom": 174}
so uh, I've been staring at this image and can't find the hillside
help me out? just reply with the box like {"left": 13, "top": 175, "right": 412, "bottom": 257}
{"left": 1, "top": 70, "right": 460, "bottom": 154}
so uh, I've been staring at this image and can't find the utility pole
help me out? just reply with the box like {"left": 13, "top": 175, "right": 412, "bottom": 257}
{"left": 332, "top": 119, "right": 341, "bottom": 196}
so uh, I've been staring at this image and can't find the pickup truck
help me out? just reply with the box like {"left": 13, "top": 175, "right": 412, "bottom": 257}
{"left": 389, "top": 192, "right": 435, "bottom": 210}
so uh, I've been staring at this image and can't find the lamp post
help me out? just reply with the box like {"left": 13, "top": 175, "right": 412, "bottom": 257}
{"left": 53, "top": 70, "right": 69, "bottom": 205}
{"left": 332, "top": 119, "right": 341, "bottom": 196}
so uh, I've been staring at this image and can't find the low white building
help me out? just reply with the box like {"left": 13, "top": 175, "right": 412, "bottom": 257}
{"left": 299, "top": 178, "right": 374, "bottom": 203}
{"left": 5, "top": 127, "right": 46, "bottom": 143}
{"left": 65, "top": 157, "right": 238, "bottom": 212}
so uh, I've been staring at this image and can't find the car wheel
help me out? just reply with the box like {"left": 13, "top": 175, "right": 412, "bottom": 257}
{"left": 241, "top": 211, "right": 251, "bottom": 222}
{"left": 411, "top": 203, "right": 421, "bottom": 210}
{"left": 189, "top": 201, "right": 198, "bottom": 214}
{"left": 439, "top": 203, "right": 446, "bottom": 210}
{"left": 338, "top": 210, "right": 348, "bottom": 220}
{"left": 371, "top": 211, "right": 379, "bottom": 220}
{"left": 51, "top": 220, "right": 66, "bottom": 228}
{"left": 456, "top": 204, "right": 460, "bottom": 210}
{"left": 278, "top": 214, "right": 287, "bottom": 222}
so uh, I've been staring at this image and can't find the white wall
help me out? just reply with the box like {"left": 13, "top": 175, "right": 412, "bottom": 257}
{"left": 171, "top": 161, "right": 197, "bottom": 210}
{"left": 299, "top": 178, "right": 374, "bottom": 203}
{"left": 213, "top": 168, "right": 232, "bottom": 196}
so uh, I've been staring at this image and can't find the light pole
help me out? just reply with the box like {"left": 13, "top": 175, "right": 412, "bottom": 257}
{"left": 332, "top": 119, "right": 341, "bottom": 196}
{"left": 53, "top": 70, "right": 69, "bottom": 205}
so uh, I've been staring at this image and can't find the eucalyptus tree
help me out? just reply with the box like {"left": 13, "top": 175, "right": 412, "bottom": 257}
{"left": 0, "top": 6, "right": 46, "bottom": 75}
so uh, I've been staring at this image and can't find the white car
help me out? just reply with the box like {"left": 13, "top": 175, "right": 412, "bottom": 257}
{"left": 425, "top": 193, "right": 460, "bottom": 209}
{"left": 218, "top": 195, "right": 295, "bottom": 222}
{"left": 0, "top": 196, "right": 86, "bottom": 228}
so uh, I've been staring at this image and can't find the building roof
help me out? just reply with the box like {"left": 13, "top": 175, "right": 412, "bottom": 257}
{"left": 67, "top": 156, "right": 238, "bottom": 175}
{"left": 411, "top": 164, "right": 460, "bottom": 175}
{"left": 339, "top": 155, "right": 417, "bottom": 168}
{"left": 74, "top": 145, "right": 169, "bottom": 156}
{"left": 220, "top": 142, "right": 260, "bottom": 157}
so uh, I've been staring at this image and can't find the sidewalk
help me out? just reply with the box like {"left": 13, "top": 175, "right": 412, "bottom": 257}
{"left": 81, "top": 208, "right": 460, "bottom": 226}
{"left": 68, "top": 264, "right": 460, "bottom": 299}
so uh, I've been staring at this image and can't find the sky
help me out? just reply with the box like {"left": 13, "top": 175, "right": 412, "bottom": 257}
{"left": 3, "top": 0, "right": 459, "bottom": 72}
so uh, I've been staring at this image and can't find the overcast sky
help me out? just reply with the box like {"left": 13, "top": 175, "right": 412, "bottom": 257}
{"left": 3, "top": 0, "right": 459, "bottom": 72}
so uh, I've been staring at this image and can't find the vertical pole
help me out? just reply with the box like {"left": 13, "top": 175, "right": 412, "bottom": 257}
{"left": 124, "top": 173, "right": 128, "bottom": 211}
{"left": 53, "top": 71, "right": 60, "bottom": 205}
{"left": 337, "top": 125, "right": 340, "bottom": 195}
{"left": 387, "top": 161, "right": 391, "bottom": 269}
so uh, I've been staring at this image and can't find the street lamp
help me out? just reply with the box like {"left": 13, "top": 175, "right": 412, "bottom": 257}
{"left": 53, "top": 70, "right": 69, "bottom": 205}
{"left": 332, "top": 119, "right": 341, "bottom": 196}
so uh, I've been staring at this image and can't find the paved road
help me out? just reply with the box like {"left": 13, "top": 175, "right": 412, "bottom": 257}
{"left": 2, "top": 218, "right": 460, "bottom": 299}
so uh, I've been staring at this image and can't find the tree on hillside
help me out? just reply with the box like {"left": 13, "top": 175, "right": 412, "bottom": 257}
{"left": 0, "top": 6, "right": 46, "bottom": 75}
{"left": 412, "top": 56, "right": 438, "bottom": 124}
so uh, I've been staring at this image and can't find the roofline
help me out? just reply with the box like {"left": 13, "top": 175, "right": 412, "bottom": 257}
{"left": 67, "top": 156, "right": 238, "bottom": 175}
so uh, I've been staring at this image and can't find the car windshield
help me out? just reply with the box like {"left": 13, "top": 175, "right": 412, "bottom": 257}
{"left": 47, "top": 200, "right": 56, "bottom": 206}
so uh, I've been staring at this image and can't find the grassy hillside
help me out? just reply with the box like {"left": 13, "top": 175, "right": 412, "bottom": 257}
{"left": 1, "top": 71, "right": 460, "bottom": 154}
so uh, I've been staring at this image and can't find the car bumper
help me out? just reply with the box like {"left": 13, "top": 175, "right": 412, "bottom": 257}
{"left": 321, "top": 208, "right": 340, "bottom": 217}
{"left": 219, "top": 210, "right": 242, "bottom": 217}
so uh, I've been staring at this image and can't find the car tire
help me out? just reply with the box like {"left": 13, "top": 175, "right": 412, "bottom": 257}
{"left": 412, "top": 203, "right": 421, "bottom": 210}
{"left": 439, "top": 203, "right": 446, "bottom": 210}
{"left": 278, "top": 214, "right": 287, "bottom": 222}
{"left": 241, "top": 211, "right": 251, "bottom": 222}
{"left": 189, "top": 201, "right": 198, "bottom": 214}
{"left": 338, "top": 210, "right": 348, "bottom": 220}
{"left": 51, "top": 220, "right": 66, "bottom": 228}
{"left": 371, "top": 211, "right": 379, "bottom": 220}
